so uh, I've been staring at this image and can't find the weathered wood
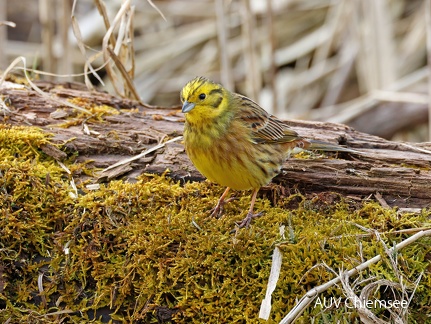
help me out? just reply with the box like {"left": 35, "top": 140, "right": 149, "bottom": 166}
{"left": 1, "top": 81, "right": 431, "bottom": 208}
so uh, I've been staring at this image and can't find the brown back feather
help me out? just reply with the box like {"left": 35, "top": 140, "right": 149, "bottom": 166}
{"left": 234, "top": 94, "right": 303, "bottom": 144}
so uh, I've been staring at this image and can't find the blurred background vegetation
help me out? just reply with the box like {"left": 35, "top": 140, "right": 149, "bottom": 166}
{"left": 1, "top": 0, "right": 429, "bottom": 142}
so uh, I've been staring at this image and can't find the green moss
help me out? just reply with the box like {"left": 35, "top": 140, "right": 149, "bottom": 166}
{"left": 0, "top": 125, "right": 430, "bottom": 323}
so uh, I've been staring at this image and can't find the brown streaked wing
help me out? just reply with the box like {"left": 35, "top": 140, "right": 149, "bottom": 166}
{"left": 234, "top": 94, "right": 301, "bottom": 144}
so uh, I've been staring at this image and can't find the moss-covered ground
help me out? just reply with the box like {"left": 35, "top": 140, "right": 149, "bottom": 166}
{"left": 1, "top": 124, "right": 430, "bottom": 323}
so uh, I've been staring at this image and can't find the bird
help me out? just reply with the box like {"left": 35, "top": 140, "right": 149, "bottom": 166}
{"left": 180, "top": 76, "right": 355, "bottom": 228}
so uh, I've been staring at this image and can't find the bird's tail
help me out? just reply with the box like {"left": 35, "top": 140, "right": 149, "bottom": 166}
{"left": 307, "top": 139, "right": 358, "bottom": 153}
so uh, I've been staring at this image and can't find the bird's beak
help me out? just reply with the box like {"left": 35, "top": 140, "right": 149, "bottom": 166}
{"left": 181, "top": 101, "right": 195, "bottom": 113}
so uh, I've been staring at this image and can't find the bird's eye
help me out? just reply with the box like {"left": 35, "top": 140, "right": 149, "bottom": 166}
{"left": 199, "top": 93, "right": 206, "bottom": 100}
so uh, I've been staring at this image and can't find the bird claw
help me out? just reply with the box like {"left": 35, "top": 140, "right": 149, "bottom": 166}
{"left": 209, "top": 205, "right": 223, "bottom": 219}
{"left": 236, "top": 211, "right": 264, "bottom": 228}
{"left": 210, "top": 197, "right": 237, "bottom": 219}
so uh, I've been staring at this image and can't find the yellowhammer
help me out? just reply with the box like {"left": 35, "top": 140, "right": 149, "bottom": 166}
{"left": 181, "top": 76, "right": 355, "bottom": 228}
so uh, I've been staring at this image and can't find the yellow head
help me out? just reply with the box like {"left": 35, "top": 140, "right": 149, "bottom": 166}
{"left": 180, "top": 77, "right": 231, "bottom": 125}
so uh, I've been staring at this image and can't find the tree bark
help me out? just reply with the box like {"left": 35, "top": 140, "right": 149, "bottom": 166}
{"left": 1, "top": 81, "right": 431, "bottom": 208}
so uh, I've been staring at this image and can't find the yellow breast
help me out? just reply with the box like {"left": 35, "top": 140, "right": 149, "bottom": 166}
{"left": 184, "top": 121, "right": 282, "bottom": 190}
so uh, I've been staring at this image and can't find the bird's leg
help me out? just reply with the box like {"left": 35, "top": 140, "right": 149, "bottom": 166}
{"left": 210, "top": 187, "right": 236, "bottom": 218}
{"left": 236, "top": 189, "right": 263, "bottom": 228}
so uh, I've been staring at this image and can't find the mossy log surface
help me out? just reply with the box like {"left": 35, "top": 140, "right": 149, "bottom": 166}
{"left": 1, "top": 81, "right": 431, "bottom": 208}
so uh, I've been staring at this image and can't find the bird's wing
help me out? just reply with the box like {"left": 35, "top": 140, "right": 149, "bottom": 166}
{"left": 235, "top": 94, "right": 301, "bottom": 144}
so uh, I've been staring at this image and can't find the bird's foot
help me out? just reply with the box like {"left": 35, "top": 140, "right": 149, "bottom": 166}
{"left": 210, "top": 197, "right": 237, "bottom": 219}
{"left": 236, "top": 211, "right": 264, "bottom": 228}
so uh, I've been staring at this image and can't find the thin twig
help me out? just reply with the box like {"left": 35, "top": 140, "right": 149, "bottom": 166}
{"left": 101, "top": 136, "right": 183, "bottom": 173}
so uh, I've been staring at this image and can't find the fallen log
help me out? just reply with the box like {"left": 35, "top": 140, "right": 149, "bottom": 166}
{"left": 1, "top": 80, "right": 430, "bottom": 208}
